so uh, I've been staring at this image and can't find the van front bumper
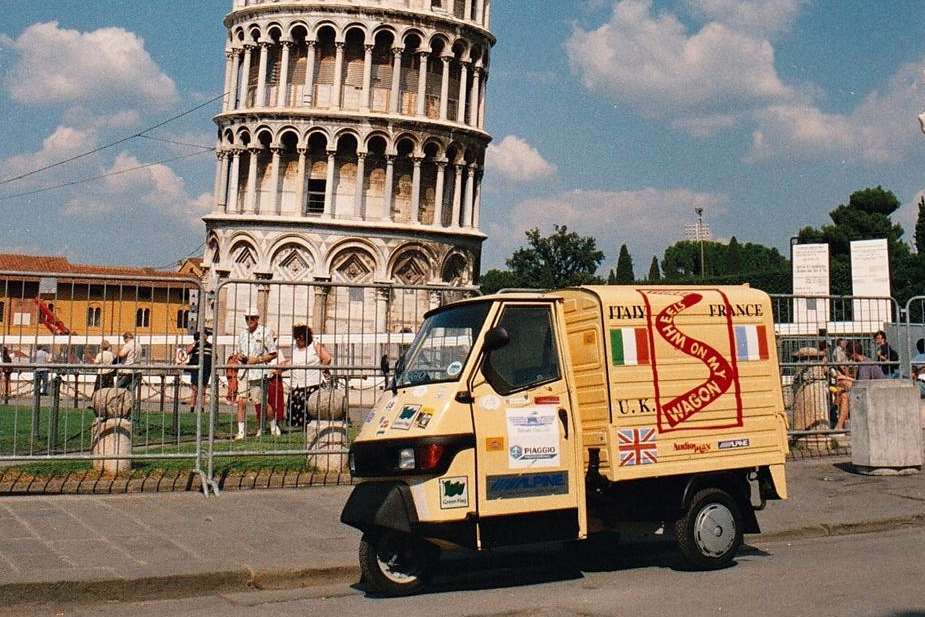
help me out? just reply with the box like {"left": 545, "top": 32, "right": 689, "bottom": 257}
{"left": 340, "top": 481, "right": 418, "bottom": 534}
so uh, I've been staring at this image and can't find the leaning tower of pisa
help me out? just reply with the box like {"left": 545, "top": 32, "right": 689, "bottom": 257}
{"left": 202, "top": 0, "right": 494, "bottom": 339}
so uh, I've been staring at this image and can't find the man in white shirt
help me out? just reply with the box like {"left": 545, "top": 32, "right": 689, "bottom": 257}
{"left": 94, "top": 340, "right": 116, "bottom": 391}
{"left": 234, "top": 306, "right": 277, "bottom": 440}
{"left": 116, "top": 332, "right": 142, "bottom": 390}
{"left": 33, "top": 346, "right": 51, "bottom": 395}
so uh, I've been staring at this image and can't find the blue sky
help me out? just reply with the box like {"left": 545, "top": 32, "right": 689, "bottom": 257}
{"left": 2, "top": 0, "right": 924, "bottom": 274}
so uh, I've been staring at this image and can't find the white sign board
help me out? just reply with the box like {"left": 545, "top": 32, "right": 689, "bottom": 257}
{"left": 850, "top": 239, "right": 891, "bottom": 327}
{"left": 506, "top": 407, "right": 560, "bottom": 469}
{"left": 791, "top": 243, "right": 829, "bottom": 334}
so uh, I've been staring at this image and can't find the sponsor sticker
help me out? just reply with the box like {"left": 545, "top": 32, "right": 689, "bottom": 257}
{"left": 392, "top": 405, "right": 420, "bottom": 430}
{"left": 487, "top": 471, "right": 569, "bottom": 500}
{"left": 364, "top": 410, "right": 375, "bottom": 424}
{"left": 533, "top": 396, "right": 560, "bottom": 405}
{"left": 439, "top": 476, "right": 469, "bottom": 509}
{"left": 506, "top": 407, "right": 560, "bottom": 468}
{"left": 480, "top": 395, "right": 501, "bottom": 410}
{"left": 485, "top": 436, "right": 505, "bottom": 452}
{"left": 617, "top": 427, "right": 658, "bottom": 466}
{"left": 415, "top": 412, "right": 433, "bottom": 429}
{"left": 412, "top": 385, "right": 428, "bottom": 398}
{"left": 718, "top": 438, "right": 750, "bottom": 450}
{"left": 446, "top": 361, "right": 463, "bottom": 377}
{"left": 378, "top": 416, "right": 389, "bottom": 428}
{"left": 384, "top": 398, "right": 396, "bottom": 412}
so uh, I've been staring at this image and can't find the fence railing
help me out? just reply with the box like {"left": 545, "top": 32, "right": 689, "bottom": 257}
{"left": 3, "top": 280, "right": 924, "bottom": 492}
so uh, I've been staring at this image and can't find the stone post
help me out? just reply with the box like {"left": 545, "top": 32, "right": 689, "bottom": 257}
{"left": 851, "top": 380, "right": 923, "bottom": 474}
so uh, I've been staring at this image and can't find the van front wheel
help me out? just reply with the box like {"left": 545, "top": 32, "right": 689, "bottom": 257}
{"left": 359, "top": 530, "right": 434, "bottom": 596}
{"left": 674, "top": 488, "right": 743, "bottom": 570}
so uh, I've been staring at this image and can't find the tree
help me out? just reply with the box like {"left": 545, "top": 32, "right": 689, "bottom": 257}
{"left": 797, "top": 186, "right": 910, "bottom": 296}
{"left": 727, "top": 236, "right": 741, "bottom": 274}
{"left": 506, "top": 226, "right": 605, "bottom": 289}
{"left": 607, "top": 269, "right": 617, "bottom": 284}
{"left": 479, "top": 269, "right": 522, "bottom": 294}
{"left": 915, "top": 195, "right": 925, "bottom": 254}
{"left": 647, "top": 256, "right": 661, "bottom": 281}
{"left": 615, "top": 244, "right": 634, "bottom": 283}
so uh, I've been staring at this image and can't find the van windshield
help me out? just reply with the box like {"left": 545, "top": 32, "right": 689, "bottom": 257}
{"left": 396, "top": 301, "right": 491, "bottom": 388}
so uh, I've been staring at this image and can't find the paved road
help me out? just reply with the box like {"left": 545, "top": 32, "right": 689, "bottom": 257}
{"left": 14, "top": 527, "right": 925, "bottom": 617}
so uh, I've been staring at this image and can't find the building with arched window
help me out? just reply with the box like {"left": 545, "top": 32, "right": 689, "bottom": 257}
{"left": 203, "top": 0, "right": 494, "bottom": 336}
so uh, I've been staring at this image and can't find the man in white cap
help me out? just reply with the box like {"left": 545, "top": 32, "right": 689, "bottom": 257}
{"left": 234, "top": 303, "right": 278, "bottom": 440}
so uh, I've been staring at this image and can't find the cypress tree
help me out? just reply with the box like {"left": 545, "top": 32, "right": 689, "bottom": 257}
{"left": 615, "top": 244, "right": 635, "bottom": 283}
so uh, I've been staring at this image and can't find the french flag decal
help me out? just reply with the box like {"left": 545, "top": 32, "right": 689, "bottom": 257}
{"left": 734, "top": 325, "right": 769, "bottom": 361}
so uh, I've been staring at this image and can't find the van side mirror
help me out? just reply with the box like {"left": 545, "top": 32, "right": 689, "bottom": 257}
{"left": 483, "top": 327, "right": 510, "bottom": 353}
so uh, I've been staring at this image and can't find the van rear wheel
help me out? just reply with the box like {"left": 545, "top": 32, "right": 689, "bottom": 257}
{"left": 675, "top": 488, "right": 743, "bottom": 570}
{"left": 359, "top": 530, "right": 435, "bottom": 596}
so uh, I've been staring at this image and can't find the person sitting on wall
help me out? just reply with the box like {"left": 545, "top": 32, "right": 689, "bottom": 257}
{"left": 93, "top": 340, "right": 116, "bottom": 391}
{"left": 115, "top": 332, "right": 142, "bottom": 391}
{"left": 911, "top": 338, "right": 925, "bottom": 399}
{"left": 834, "top": 341, "right": 886, "bottom": 431}
{"left": 285, "top": 323, "right": 332, "bottom": 427}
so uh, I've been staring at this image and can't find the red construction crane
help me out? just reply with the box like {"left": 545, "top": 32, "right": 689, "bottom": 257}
{"left": 33, "top": 298, "right": 72, "bottom": 335}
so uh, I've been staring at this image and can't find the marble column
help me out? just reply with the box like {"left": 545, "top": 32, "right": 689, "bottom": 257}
{"left": 463, "top": 164, "right": 475, "bottom": 226}
{"left": 439, "top": 54, "right": 451, "bottom": 120}
{"left": 269, "top": 146, "right": 282, "bottom": 215}
{"left": 324, "top": 150, "right": 336, "bottom": 218}
{"left": 213, "top": 150, "right": 227, "bottom": 211}
{"left": 456, "top": 61, "right": 468, "bottom": 123}
{"left": 240, "top": 45, "right": 254, "bottom": 108}
{"left": 416, "top": 51, "right": 429, "bottom": 117}
{"left": 222, "top": 51, "right": 234, "bottom": 112}
{"left": 473, "top": 169, "right": 482, "bottom": 227}
{"left": 468, "top": 66, "right": 481, "bottom": 126}
{"left": 227, "top": 148, "right": 241, "bottom": 213}
{"left": 332, "top": 41, "right": 345, "bottom": 109}
{"left": 296, "top": 147, "right": 307, "bottom": 214}
{"left": 478, "top": 74, "right": 487, "bottom": 129}
{"left": 304, "top": 40, "right": 317, "bottom": 105}
{"left": 410, "top": 157, "right": 422, "bottom": 224}
{"left": 245, "top": 147, "right": 260, "bottom": 213}
{"left": 451, "top": 163, "right": 463, "bottom": 227}
{"left": 464, "top": 0, "right": 472, "bottom": 20}
{"left": 389, "top": 47, "right": 403, "bottom": 114}
{"left": 354, "top": 152, "right": 366, "bottom": 219}
{"left": 277, "top": 41, "right": 291, "bottom": 107}
{"left": 228, "top": 50, "right": 241, "bottom": 111}
{"left": 255, "top": 42, "right": 270, "bottom": 107}
{"left": 361, "top": 44, "right": 373, "bottom": 112}
{"left": 383, "top": 155, "right": 395, "bottom": 221}
{"left": 434, "top": 161, "right": 446, "bottom": 226}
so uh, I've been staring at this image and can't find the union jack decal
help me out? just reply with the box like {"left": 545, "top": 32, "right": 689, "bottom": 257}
{"left": 618, "top": 427, "right": 658, "bottom": 466}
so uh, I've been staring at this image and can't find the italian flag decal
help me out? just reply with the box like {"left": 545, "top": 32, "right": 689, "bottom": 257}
{"left": 734, "top": 325, "right": 769, "bottom": 361}
{"left": 611, "top": 328, "right": 650, "bottom": 366}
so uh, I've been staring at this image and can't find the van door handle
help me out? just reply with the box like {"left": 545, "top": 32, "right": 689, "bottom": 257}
{"left": 558, "top": 408, "right": 569, "bottom": 439}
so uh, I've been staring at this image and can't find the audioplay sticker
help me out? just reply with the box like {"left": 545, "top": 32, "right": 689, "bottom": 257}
{"left": 439, "top": 476, "right": 468, "bottom": 509}
{"left": 506, "top": 407, "right": 560, "bottom": 469}
{"left": 392, "top": 404, "right": 420, "bottom": 430}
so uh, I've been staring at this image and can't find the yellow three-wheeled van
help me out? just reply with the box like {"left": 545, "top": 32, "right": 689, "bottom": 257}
{"left": 341, "top": 285, "right": 789, "bottom": 595}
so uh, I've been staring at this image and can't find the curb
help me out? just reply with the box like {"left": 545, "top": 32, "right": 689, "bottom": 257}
{"left": 4, "top": 515, "right": 925, "bottom": 607}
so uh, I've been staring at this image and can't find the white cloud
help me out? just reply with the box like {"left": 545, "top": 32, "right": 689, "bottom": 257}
{"left": 63, "top": 152, "right": 211, "bottom": 228}
{"left": 488, "top": 187, "right": 727, "bottom": 269}
{"left": 485, "top": 135, "right": 557, "bottom": 183}
{"left": 565, "top": 0, "right": 792, "bottom": 115}
{"left": 748, "top": 59, "right": 925, "bottom": 163}
{"left": 2, "top": 21, "right": 178, "bottom": 108}
{"left": 0, "top": 125, "right": 99, "bottom": 182}
{"left": 685, "top": 0, "right": 805, "bottom": 38}
{"left": 671, "top": 114, "right": 739, "bottom": 137}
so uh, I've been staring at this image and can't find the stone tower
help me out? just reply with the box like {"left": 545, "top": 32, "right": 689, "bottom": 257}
{"left": 202, "top": 0, "right": 494, "bottom": 337}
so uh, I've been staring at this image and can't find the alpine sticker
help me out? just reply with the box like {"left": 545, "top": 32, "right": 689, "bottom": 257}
{"left": 487, "top": 471, "right": 569, "bottom": 500}
{"left": 391, "top": 405, "right": 420, "bottom": 430}
{"left": 718, "top": 438, "right": 750, "bottom": 450}
{"left": 439, "top": 476, "right": 468, "bottom": 509}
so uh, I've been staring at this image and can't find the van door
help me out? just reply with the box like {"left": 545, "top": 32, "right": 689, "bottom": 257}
{"left": 468, "top": 302, "right": 582, "bottom": 547}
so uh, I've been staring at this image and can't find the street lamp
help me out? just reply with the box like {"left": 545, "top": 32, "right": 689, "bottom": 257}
{"left": 695, "top": 207, "right": 705, "bottom": 279}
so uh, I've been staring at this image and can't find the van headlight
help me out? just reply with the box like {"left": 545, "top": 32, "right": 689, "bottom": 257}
{"left": 398, "top": 447, "right": 416, "bottom": 470}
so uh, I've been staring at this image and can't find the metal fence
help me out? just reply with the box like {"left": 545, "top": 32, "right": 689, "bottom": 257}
{"left": 0, "top": 271, "right": 209, "bottom": 491}
{"left": 3, "top": 279, "right": 924, "bottom": 493}
{"left": 769, "top": 294, "right": 912, "bottom": 457}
